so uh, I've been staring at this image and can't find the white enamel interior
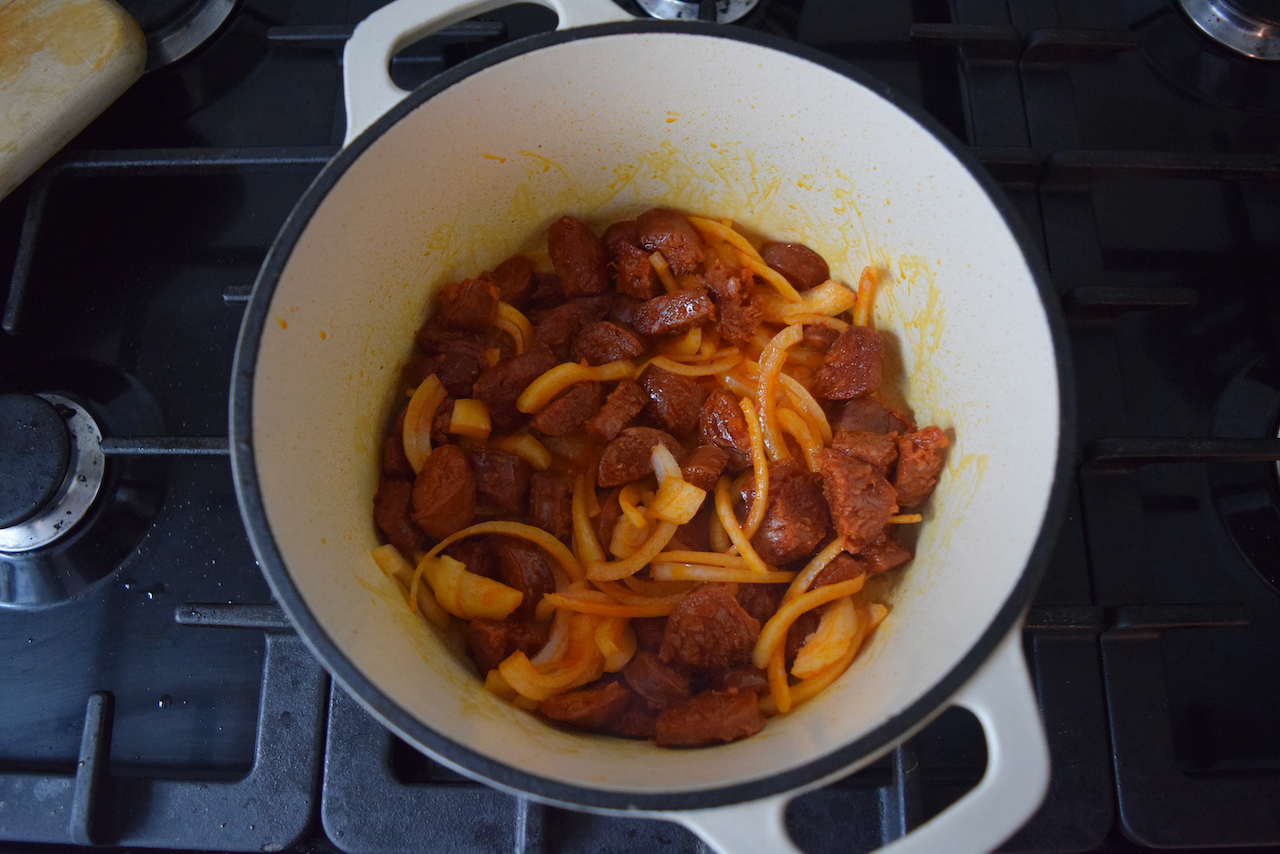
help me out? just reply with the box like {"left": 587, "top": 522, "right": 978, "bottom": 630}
{"left": 250, "top": 32, "right": 1059, "bottom": 796}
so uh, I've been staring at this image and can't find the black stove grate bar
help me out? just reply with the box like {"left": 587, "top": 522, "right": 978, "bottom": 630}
{"left": 1083, "top": 437, "right": 1280, "bottom": 470}
{"left": 1043, "top": 150, "right": 1280, "bottom": 188}
{"left": 1063, "top": 285, "right": 1199, "bottom": 319}
{"left": 265, "top": 21, "right": 505, "bottom": 49}
{"left": 1108, "top": 603, "right": 1251, "bottom": 633}
{"left": 100, "top": 437, "right": 230, "bottom": 455}
{"left": 223, "top": 284, "right": 253, "bottom": 304}
{"left": 3, "top": 147, "right": 336, "bottom": 335}
{"left": 69, "top": 692, "right": 112, "bottom": 847}
{"left": 1021, "top": 29, "right": 1140, "bottom": 64}
{"left": 909, "top": 23, "right": 1022, "bottom": 59}
{"left": 174, "top": 603, "right": 293, "bottom": 630}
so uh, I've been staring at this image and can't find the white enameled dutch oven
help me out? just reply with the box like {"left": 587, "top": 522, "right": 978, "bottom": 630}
{"left": 230, "top": 1, "right": 1074, "bottom": 850}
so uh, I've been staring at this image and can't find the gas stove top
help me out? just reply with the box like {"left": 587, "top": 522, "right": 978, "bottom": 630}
{"left": 2, "top": 0, "right": 1280, "bottom": 851}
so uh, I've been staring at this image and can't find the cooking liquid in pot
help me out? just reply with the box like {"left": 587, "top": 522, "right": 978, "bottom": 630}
{"left": 370, "top": 209, "right": 947, "bottom": 747}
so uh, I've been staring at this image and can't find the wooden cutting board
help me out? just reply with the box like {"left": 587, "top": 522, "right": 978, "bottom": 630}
{"left": 0, "top": 0, "right": 145, "bottom": 201}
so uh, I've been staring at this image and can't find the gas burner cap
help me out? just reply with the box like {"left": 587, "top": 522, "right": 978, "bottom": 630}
{"left": 0, "top": 394, "right": 104, "bottom": 553}
{"left": 1177, "top": 0, "right": 1280, "bottom": 60}
{"left": 636, "top": 0, "right": 759, "bottom": 23}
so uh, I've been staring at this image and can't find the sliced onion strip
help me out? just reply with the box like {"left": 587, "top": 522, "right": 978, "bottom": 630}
{"left": 756, "top": 324, "right": 804, "bottom": 462}
{"left": 586, "top": 520, "right": 679, "bottom": 581}
{"left": 853, "top": 266, "right": 878, "bottom": 327}
{"left": 713, "top": 476, "right": 771, "bottom": 576}
{"left": 739, "top": 398, "right": 770, "bottom": 541}
{"left": 370, "top": 544, "right": 450, "bottom": 630}
{"left": 402, "top": 374, "right": 445, "bottom": 474}
{"left": 650, "top": 563, "right": 795, "bottom": 584}
{"left": 752, "top": 577, "right": 867, "bottom": 669}
{"left": 791, "top": 596, "right": 857, "bottom": 678}
{"left": 517, "top": 360, "right": 635, "bottom": 413}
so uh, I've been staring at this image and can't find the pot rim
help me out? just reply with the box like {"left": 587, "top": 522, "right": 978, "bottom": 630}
{"left": 231, "top": 19, "right": 1076, "bottom": 811}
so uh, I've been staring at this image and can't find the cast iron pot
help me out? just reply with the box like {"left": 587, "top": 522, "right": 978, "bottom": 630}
{"left": 231, "top": 1, "right": 1074, "bottom": 850}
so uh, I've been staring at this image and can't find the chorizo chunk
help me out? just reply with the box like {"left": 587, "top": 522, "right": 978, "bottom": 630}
{"left": 834, "top": 397, "right": 916, "bottom": 435}
{"left": 598, "top": 427, "right": 684, "bottom": 488}
{"left": 786, "top": 610, "right": 819, "bottom": 667}
{"left": 698, "top": 256, "right": 750, "bottom": 301}
{"left": 740, "top": 460, "right": 831, "bottom": 565}
{"left": 736, "top": 582, "right": 783, "bottom": 626}
{"left": 707, "top": 665, "right": 770, "bottom": 695}
{"left": 373, "top": 478, "right": 425, "bottom": 556}
{"left": 530, "top": 381, "right": 603, "bottom": 436}
{"left": 893, "top": 426, "right": 950, "bottom": 507}
{"left": 486, "top": 254, "right": 535, "bottom": 309}
{"left": 804, "top": 324, "right": 840, "bottom": 351}
{"left": 631, "top": 289, "right": 717, "bottom": 337}
{"left": 528, "top": 473, "right": 573, "bottom": 541}
{"left": 699, "top": 388, "right": 751, "bottom": 471}
{"left": 637, "top": 208, "right": 705, "bottom": 275}
{"left": 548, "top": 216, "right": 609, "bottom": 296}
{"left": 495, "top": 537, "right": 555, "bottom": 616}
{"left": 816, "top": 448, "right": 898, "bottom": 553}
{"left": 813, "top": 325, "right": 885, "bottom": 400}
{"left": 464, "top": 615, "right": 549, "bottom": 675}
{"left": 681, "top": 445, "right": 729, "bottom": 492}
{"left": 609, "top": 695, "right": 658, "bottom": 740}
{"left": 383, "top": 434, "right": 413, "bottom": 479}
{"left": 540, "top": 681, "right": 633, "bottom": 731}
{"left": 571, "top": 321, "right": 645, "bottom": 366}
{"left": 410, "top": 444, "right": 476, "bottom": 540}
{"left": 660, "top": 584, "right": 760, "bottom": 671}
{"left": 438, "top": 278, "right": 500, "bottom": 332}
{"left": 714, "top": 293, "right": 762, "bottom": 344}
{"left": 654, "top": 690, "right": 766, "bottom": 747}
{"left": 472, "top": 342, "right": 556, "bottom": 434}
{"left": 533, "top": 295, "right": 615, "bottom": 362}
{"left": 585, "top": 379, "right": 648, "bottom": 442}
{"left": 641, "top": 366, "right": 708, "bottom": 438}
{"left": 760, "top": 242, "right": 830, "bottom": 291}
{"left": 623, "top": 651, "right": 689, "bottom": 710}
{"left": 832, "top": 429, "right": 899, "bottom": 477}
{"left": 444, "top": 535, "right": 499, "bottom": 580}
{"left": 811, "top": 552, "right": 868, "bottom": 590}
{"left": 468, "top": 449, "right": 530, "bottom": 514}
{"left": 861, "top": 532, "right": 912, "bottom": 574}
{"left": 604, "top": 220, "right": 661, "bottom": 299}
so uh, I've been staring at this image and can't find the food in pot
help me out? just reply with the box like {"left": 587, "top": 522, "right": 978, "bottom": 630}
{"left": 370, "top": 210, "right": 949, "bottom": 747}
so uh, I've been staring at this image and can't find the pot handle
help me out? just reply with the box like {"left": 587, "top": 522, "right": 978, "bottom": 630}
{"left": 342, "top": 0, "right": 633, "bottom": 146}
{"left": 673, "top": 625, "right": 1049, "bottom": 854}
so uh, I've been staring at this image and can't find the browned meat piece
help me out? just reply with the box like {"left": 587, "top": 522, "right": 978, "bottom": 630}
{"left": 816, "top": 448, "right": 898, "bottom": 553}
{"left": 813, "top": 325, "right": 885, "bottom": 400}
{"left": 464, "top": 615, "right": 549, "bottom": 675}
{"left": 443, "top": 535, "right": 499, "bottom": 580}
{"left": 740, "top": 460, "right": 831, "bottom": 564}
{"left": 681, "top": 445, "right": 729, "bottom": 491}
{"left": 596, "top": 487, "right": 623, "bottom": 550}
{"left": 673, "top": 504, "right": 713, "bottom": 552}
{"left": 530, "top": 381, "right": 603, "bottom": 436}
{"left": 630, "top": 617, "right": 667, "bottom": 655}
{"left": 609, "top": 694, "right": 658, "bottom": 739}
{"left": 834, "top": 397, "right": 916, "bottom": 435}
{"left": 571, "top": 321, "right": 645, "bottom": 365}
{"left": 811, "top": 552, "right": 868, "bottom": 590}
{"left": 486, "top": 254, "right": 534, "bottom": 309}
{"left": 699, "top": 388, "right": 751, "bottom": 471}
{"left": 597, "top": 427, "right": 684, "bottom": 488}
{"left": 760, "top": 242, "right": 830, "bottom": 291}
{"left": 585, "top": 379, "right": 648, "bottom": 442}
{"left": 496, "top": 537, "right": 555, "bottom": 616}
{"left": 373, "top": 478, "right": 425, "bottom": 556}
{"left": 698, "top": 256, "right": 750, "bottom": 301}
{"left": 623, "top": 651, "right": 689, "bottom": 710}
{"left": 861, "top": 532, "right": 913, "bottom": 573}
{"left": 707, "top": 665, "right": 770, "bottom": 695}
{"left": 431, "top": 397, "right": 454, "bottom": 447}
{"left": 641, "top": 367, "right": 708, "bottom": 437}
{"left": 893, "top": 426, "right": 950, "bottom": 507}
{"left": 528, "top": 473, "right": 573, "bottom": 541}
{"left": 383, "top": 435, "right": 413, "bottom": 479}
{"left": 608, "top": 294, "right": 641, "bottom": 327}
{"left": 785, "top": 610, "right": 819, "bottom": 668}
{"left": 533, "top": 295, "right": 615, "bottom": 361}
{"left": 468, "top": 449, "right": 530, "bottom": 514}
{"left": 804, "top": 324, "right": 839, "bottom": 351}
{"left": 602, "top": 219, "right": 641, "bottom": 256}
{"left": 832, "top": 429, "right": 899, "bottom": 477}
{"left": 637, "top": 208, "right": 705, "bottom": 275}
{"left": 529, "top": 272, "right": 564, "bottom": 308}
{"left": 612, "top": 241, "right": 662, "bottom": 300}
{"left": 548, "top": 215, "right": 609, "bottom": 297}
{"left": 736, "top": 583, "right": 784, "bottom": 626}
{"left": 660, "top": 584, "right": 760, "bottom": 671}
{"left": 410, "top": 444, "right": 476, "bottom": 540}
{"left": 414, "top": 350, "right": 483, "bottom": 398}
{"left": 438, "top": 278, "right": 500, "bottom": 332}
{"left": 631, "top": 288, "right": 716, "bottom": 337}
{"left": 654, "top": 690, "right": 766, "bottom": 747}
{"left": 540, "top": 681, "right": 633, "bottom": 731}
{"left": 714, "top": 292, "right": 762, "bottom": 344}
{"left": 472, "top": 342, "right": 556, "bottom": 434}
